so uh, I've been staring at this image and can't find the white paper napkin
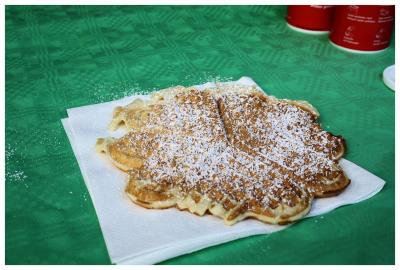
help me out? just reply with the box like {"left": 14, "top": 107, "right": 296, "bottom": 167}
{"left": 62, "top": 77, "right": 385, "bottom": 265}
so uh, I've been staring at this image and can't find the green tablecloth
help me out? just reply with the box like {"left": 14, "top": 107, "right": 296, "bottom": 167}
{"left": 5, "top": 5, "right": 394, "bottom": 264}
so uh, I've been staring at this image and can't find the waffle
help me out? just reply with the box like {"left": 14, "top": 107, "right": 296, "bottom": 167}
{"left": 216, "top": 90, "right": 350, "bottom": 197}
{"left": 96, "top": 88, "right": 313, "bottom": 225}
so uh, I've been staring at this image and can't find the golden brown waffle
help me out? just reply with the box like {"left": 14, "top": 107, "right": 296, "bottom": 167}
{"left": 96, "top": 88, "right": 313, "bottom": 225}
{"left": 217, "top": 91, "right": 350, "bottom": 197}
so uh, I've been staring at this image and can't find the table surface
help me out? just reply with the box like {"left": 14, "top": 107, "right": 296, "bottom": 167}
{"left": 5, "top": 6, "right": 394, "bottom": 265}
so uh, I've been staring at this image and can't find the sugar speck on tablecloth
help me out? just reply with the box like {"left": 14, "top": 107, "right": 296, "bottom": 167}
{"left": 6, "top": 143, "right": 28, "bottom": 185}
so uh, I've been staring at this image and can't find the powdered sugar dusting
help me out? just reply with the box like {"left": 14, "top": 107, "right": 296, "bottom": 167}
{"left": 114, "top": 89, "right": 310, "bottom": 211}
{"left": 219, "top": 92, "right": 343, "bottom": 194}
{"left": 6, "top": 143, "right": 28, "bottom": 186}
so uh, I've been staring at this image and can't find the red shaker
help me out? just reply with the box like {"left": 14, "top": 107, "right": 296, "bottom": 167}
{"left": 330, "top": 5, "right": 395, "bottom": 53}
{"left": 287, "top": 5, "right": 335, "bottom": 34}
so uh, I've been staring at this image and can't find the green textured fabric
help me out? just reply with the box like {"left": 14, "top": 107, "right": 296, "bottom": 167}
{"left": 5, "top": 5, "right": 394, "bottom": 265}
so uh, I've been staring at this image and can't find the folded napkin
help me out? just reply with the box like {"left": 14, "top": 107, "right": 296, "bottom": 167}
{"left": 62, "top": 77, "right": 385, "bottom": 265}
